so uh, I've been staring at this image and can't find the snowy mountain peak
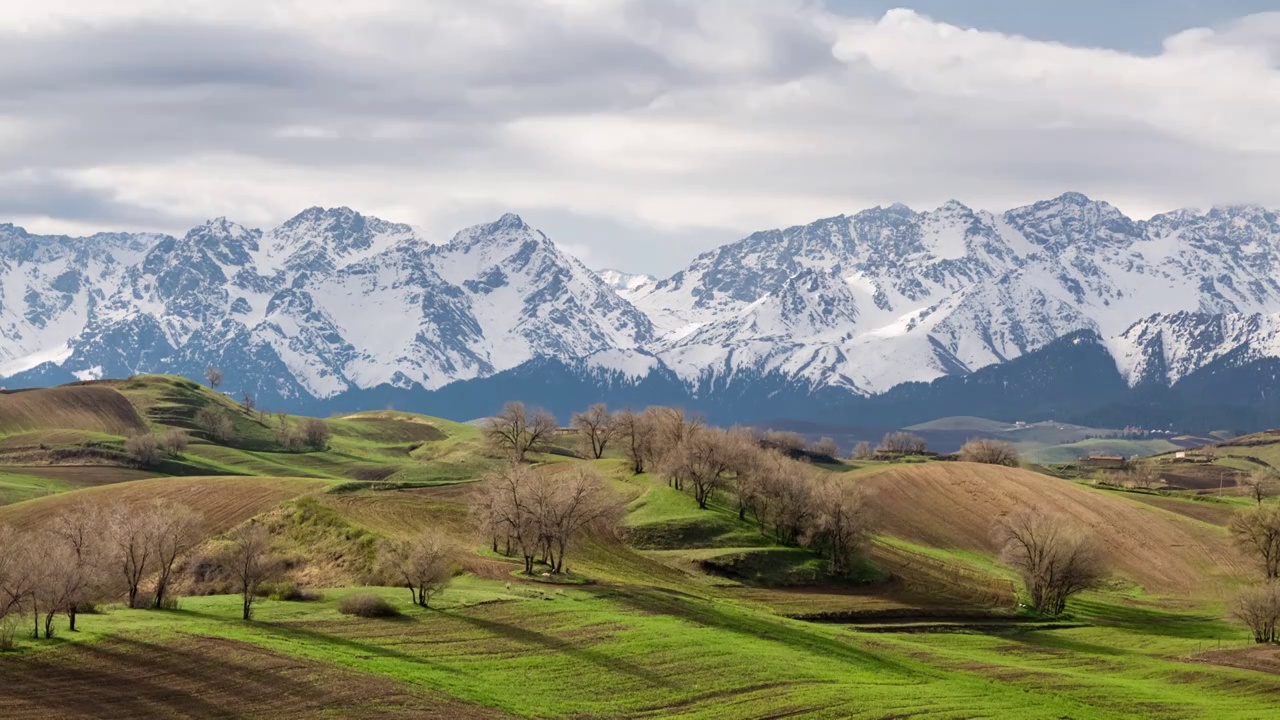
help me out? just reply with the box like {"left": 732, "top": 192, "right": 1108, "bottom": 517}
{"left": 595, "top": 268, "right": 655, "bottom": 293}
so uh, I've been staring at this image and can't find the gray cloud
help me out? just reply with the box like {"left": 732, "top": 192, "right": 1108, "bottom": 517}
{"left": 0, "top": 2, "right": 1276, "bottom": 275}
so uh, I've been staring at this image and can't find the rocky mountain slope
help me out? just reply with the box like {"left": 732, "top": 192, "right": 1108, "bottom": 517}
{"left": 3, "top": 194, "right": 1280, "bottom": 429}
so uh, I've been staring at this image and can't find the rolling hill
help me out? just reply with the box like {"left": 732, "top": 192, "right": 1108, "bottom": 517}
{"left": 0, "top": 375, "right": 1276, "bottom": 718}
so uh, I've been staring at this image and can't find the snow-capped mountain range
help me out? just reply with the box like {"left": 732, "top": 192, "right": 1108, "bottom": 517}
{"left": 3, "top": 193, "right": 1280, "bottom": 428}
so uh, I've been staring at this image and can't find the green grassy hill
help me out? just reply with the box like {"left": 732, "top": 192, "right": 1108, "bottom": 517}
{"left": 0, "top": 376, "right": 1277, "bottom": 718}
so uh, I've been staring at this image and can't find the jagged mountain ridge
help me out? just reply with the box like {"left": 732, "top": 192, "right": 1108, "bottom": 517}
{"left": 3, "top": 194, "right": 1280, "bottom": 427}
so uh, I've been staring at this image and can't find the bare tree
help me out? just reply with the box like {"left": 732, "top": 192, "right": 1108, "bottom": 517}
{"left": 48, "top": 501, "right": 106, "bottom": 631}
{"left": 853, "top": 441, "right": 875, "bottom": 461}
{"left": 107, "top": 503, "right": 160, "bottom": 608}
{"left": 300, "top": 417, "right": 331, "bottom": 451}
{"left": 379, "top": 530, "right": 456, "bottom": 608}
{"left": 484, "top": 402, "right": 558, "bottom": 462}
{"left": 1230, "top": 505, "right": 1280, "bottom": 579}
{"left": 959, "top": 438, "right": 1020, "bottom": 467}
{"left": 195, "top": 407, "right": 235, "bottom": 444}
{"left": 759, "top": 431, "right": 806, "bottom": 454}
{"left": 0, "top": 527, "right": 35, "bottom": 627}
{"left": 878, "top": 432, "right": 927, "bottom": 456}
{"left": 810, "top": 437, "right": 841, "bottom": 460}
{"left": 805, "top": 481, "right": 872, "bottom": 576}
{"left": 570, "top": 404, "right": 615, "bottom": 459}
{"left": 995, "top": 511, "right": 1105, "bottom": 615}
{"left": 241, "top": 391, "right": 256, "bottom": 412}
{"left": 1128, "top": 465, "right": 1160, "bottom": 490}
{"left": 124, "top": 433, "right": 164, "bottom": 468}
{"left": 222, "top": 522, "right": 281, "bottom": 621}
{"left": 660, "top": 427, "right": 743, "bottom": 509}
{"left": 472, "top": 463, "right": 619, "bottom": 575}
{"left": 31, "top": 537, "right": 83, "bottom": 638}
{"left": 160, "top": 428, "right": 189, "bottom": 456}
{"left": 1245, "top": 469, "right": 1274, "bottom": 506}
{"left": 614, "top": 409, "right": 657, "bottom": 475}
{"left": 645, "top": 407, "right": 703, "bottom": 482}
{"left": 205, "top": 367, "right": 223, "bottom": 390}
{"left": 540, "top": 466, "right": 621, "bottom": 574}
{"left": 150, "top": 501, "right": 203, "bottom": 609}
{"left": 1235, "top": 582, "right": 1280, "bottom": 643}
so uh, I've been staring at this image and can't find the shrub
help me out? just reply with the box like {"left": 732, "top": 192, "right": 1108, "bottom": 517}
{"left": 124, "top": 433, "right": 163, "bottom": 467}
{"left": 195, "top": 407, "right": 235, "bottom": 444}
{"left": 266, "top": 581, "right": 324, "bottom": 602}
{"left": 159, "top": 428, "right": 189, "bottom": 456}
{"left": 338, "top": 593, "right": 401, "bottom": 618}
{"left": 959, "top": 438, "right": 1019, "bottom": 466}
{"left": 0, "top": 620, "right": 16, "bottom": 652}
{"left": 301, "top": 418, "right": 331, "bottom": 451}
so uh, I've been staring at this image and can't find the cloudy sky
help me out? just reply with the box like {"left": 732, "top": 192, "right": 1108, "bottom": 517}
{"left": 2, "top": 1, "right": 1278, "bottom": 275}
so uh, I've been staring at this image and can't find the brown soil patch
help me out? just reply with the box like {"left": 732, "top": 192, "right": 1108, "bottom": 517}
{"left": 3, "top": 465, "right": 160, "bottom": 488}
{"left": 1193, "top": 645, "right": 1280, "bottom": 675}
{"left": 856, "top": 463, "right": 1248, "bottom": 595}
{"left": 0, "top": 634, "right": 507, "bottom": 719}
{"left": 0, "top": 385, "right": 145, "bottom": 436}
{"left": 1122, "top": 494, "right": 1235, "bottom": 527}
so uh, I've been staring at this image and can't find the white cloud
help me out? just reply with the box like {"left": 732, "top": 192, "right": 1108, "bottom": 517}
{"left": 0, "top": 2, "right": 1277, "bottom": 273}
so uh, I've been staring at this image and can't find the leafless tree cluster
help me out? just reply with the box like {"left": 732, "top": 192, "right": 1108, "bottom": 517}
{"left": 878, "top": 432, "right": 928, "bottom": 456}
{"left": 195, "top": 407, "right": 235, "bottom": 444}
{"left": 853, "top": 441, "right": 875, "bottom": 461}
{"left": 958, "top": 438, "right": 1020, "bottom": 467}
{"left": 994, "top": 510, "right": 1105, "bottom": 615}
{"left": 124, "top": 428, "right": 190, "bottom": 467}
{"left": 658, "top": 426, "right": 750, "bottom": 510}
{"left": 1235, "top": 582, "right": 1280, "bottom": 643}
{"left": 809, "top": 437, "right": 841, "bottom": 460}
{"left": 276, "top": 416, "right": 331, "bottom": 453}
{"left": 473, "top": 464, "right": 620, "bottom": 575}
{"left": 378, "top": 529, "right": 457, "bottom": 608}
{"left": 0, "top": 499, "right": 204, "bottom": 643}
{"left": 737, "top": 448, "right": 873, "bottom": 575}
{"left": 484, "top": 402, "right": 559, "bottom": 462}
{"left": 570, "top": 404, "right": 615, "bottom": 459}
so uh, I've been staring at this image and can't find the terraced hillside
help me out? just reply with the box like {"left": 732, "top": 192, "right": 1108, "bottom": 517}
{"left": 0, "top": 376, "right": 1275, "bottom": 719}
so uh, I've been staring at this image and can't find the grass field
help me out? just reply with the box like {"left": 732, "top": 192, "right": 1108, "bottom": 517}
{"left": 0, "top": 376, "right": 1277, "bottom": 718}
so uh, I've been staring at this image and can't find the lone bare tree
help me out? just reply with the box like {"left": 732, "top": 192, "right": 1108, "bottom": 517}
{"left": 300, "top": 417, "right": 331, "bottom": 451}
{"left": 0, "top": 527, "right": 35, "bottom": 628}
{"left": 614, "top": 409, "right": 656, "bottom": 474}
{"left": 1230, "top": 505, "right": 1280, "bottom": 579}
{"left": 959, "top": 438, "right": 1019, "bottom": 467}
{"left": 48, "top": 501, "right": 106, "bottom": 631}
{"left": 222, "top": 522, "right": 280, "bottom": 621}
{"left": 206, "top": 367, "right": 223, "bottom": 390}
{"left": 150, "top": 501, "right": 203, "bottom": 609}
{"left": 853, "top": 441, "right": 875, "bottom": 461}
{"left": 484, "top": 402, "right": 558, "bottom": 462}
{"left": 1245, "top": 469, "right": 1274, "bottom": 506}
{"left": 995, "top": 511, "right": 1105, "bottom": 615}
{"left": 1235, "top": 582, "right": 1280, "bottom": 643}
{"left": 107, "top": 503, "right": 159, "bottom": 608}
{"left": 571, "top": 404, "right": 615, "bottom": 459}
{"left": 379, "top": 530, "right": 456, "bottom": 608}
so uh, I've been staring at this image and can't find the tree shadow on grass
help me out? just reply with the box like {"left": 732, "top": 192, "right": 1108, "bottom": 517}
{"left": 174, "top": 608, "right": 464, "bottom": 676}
{"left": 440, "top": 607, "right": 678, "bottom": 690}
{"left": 600, "top": 587, "right": 918, "bottom": 677}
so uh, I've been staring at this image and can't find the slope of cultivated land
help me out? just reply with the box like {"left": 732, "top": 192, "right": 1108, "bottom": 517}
{"left": 0, "top": 635, "right": 507, "bottom": 720}
{"left": 0, "top": 475, "right": 327, "bottom": 535}
{"left": 856, "top": 463, "right": 1248, "bottom": 596}
{"left": 0, "top": 385, "right": 145, "bottom": 437}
